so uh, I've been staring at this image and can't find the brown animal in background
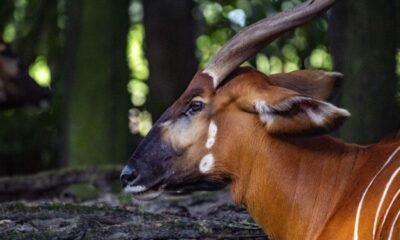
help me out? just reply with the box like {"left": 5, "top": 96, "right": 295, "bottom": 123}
{"left": 0, "top": 39, "right": 50, "bottom": 110}
{"left": 121, "top": 0, "right": 400, "bottom": 239}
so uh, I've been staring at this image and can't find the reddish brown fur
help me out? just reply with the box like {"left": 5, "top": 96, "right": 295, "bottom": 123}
{"left": 190, "top": 68, "right": 400, "bottom": 239}
{"left": 123, "top": 1, "right": 400, "bottom": 237}
{"left": 269, "top": 70, "right": 340, "bottom": 101}
{"left": 125, "top": 67, "right": 400, "bottom": 239}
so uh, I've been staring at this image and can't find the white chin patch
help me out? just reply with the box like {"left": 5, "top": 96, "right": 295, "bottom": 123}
{"left": 124, "top": 185, "right": 147, "bottom": 193}
{"left": 199, "top": 154, "right": 215, "bottom": 174}
{"left": 132, "top": 189, "right": 164, "bottom": 201}
{"left": 205, "top": 121, "right": 218, "bottom": 149}
{"left": 125, "top": 185, "right": 164, "bottom": 201}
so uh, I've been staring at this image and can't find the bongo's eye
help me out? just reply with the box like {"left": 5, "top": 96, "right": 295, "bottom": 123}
{"left": 184, "top": 101, "right": 205, "bottom": 116}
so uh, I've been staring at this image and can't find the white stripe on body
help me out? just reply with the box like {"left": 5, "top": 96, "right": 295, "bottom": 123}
{"left": 388, "top": 210, "right": 400, "bottom": 239}
{"left": 373, "top": 167, "right": 400, "bottom": 238}
{"left": 380, "top": 188, "right": 400, "bottom": 234}
{"left": 353, "top": 145, "right": 400, "bottom": 240}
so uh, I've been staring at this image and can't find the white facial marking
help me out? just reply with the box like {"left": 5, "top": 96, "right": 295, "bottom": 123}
{"left": 199, "top": 153, "right": 215, "bottom": 174}
{"left": 353, "top": 145, "right": 400, "bottom": 240}
{"left": 124, "top": 185, "right": 146, "bottom": 193}
{"left": 373, "top": 167, "right": 400, "bottom": 238}
{"left": 254, "top": 100, "right": 273, "bottom": 124}
{"left": 205, "top": 121, "right": 218, "bottom": 149}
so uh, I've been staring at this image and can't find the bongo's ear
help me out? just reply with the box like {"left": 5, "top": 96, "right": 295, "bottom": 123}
{"left": 237, "top": 85, "right": 350, "bottom": 136}
{"left": 269, "top": 70, "right": 342, "bottom": 101}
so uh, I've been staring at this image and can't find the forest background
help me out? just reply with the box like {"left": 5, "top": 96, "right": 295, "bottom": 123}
{"left": 0, "top": 0, "right": 399, "bottom": 178}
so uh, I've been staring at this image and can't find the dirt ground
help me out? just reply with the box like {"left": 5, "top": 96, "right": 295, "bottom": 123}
{"left": 0, "top": 169, "right": 266, "bottom": 239}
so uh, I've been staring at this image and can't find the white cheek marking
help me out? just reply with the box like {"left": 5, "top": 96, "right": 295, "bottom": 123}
{"left": 162, "top": 118, "right": 196, "bottom": 150}
{"left": 199, "top": 154, "right": 215, "bottom": 174}
{"left": 373, "top": 167, "right": 400, "bottom": 238}
{"left": 124, "top": 185, "right": 146, "bottom": 193}
{"left": 353, "top": 145, "right": 400, "bottom": 240}
{"left": 205, "top": 121, "right": 218, "bottom": 149}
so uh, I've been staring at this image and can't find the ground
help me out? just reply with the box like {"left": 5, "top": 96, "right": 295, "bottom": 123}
{"left": 0, "top": 168, "right": 266, "bottom": 239}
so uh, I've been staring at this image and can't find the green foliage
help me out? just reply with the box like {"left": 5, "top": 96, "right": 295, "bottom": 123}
{"left": 29, "top": 56, "right": 51, "bottom": 87}
{"left": 195, "top": 0, "right": 333, "bottom": 72}
{"left": 397, "top": 49, "right": 400, "bottom": 102}
{"left": 126, "top": 1, "right": 152, "bottom": 136}
{"left": 127, "top": 24, "right": 149, "bottom": 107}
{"left": 0, "top": 0, "right": 398, "bottom": 172}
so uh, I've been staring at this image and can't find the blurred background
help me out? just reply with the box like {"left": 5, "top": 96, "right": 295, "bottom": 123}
{"left": 0, "top": 0, "right": 399, "bottom": 178}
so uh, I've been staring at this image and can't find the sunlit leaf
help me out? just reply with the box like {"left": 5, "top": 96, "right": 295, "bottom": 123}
{"left": 139, "top": 110, "right": 152, "bottom": 136}
{"left": 126, "top": 22, "right": 150, "bottom": 110}
{"left": 210, "top": 29, "right": 229, "bottom": 45}
{"left": 128, "top": 80, "right": 149, "bottom": 107}
{"left": 29, "top": 56, "right": 51, "bottom": 87}
{"left": 202, "top": 2, "right": 223, "bottom": 25}
{"left": 3, "top": 24, "right": 16, "bottom": 43}
{"left": 270, "top": 56, "right": 283, "bottom": 74}
{"left": 291, "top": 28, "right": 307, "bottom": 50}
{"left": 282, "top": 44, "right": 298, "bottom": 62}
{"left": 128, "top": 109, "right": 152, "bottom": 136}
{"left": 284, "top": 61, "right": 299, "bottom": 72}
{"left": 256, "top": 54, "right": 270, "bottom": 74}
{"left": 310, "top": 46, "right": 332, "bottom": 70}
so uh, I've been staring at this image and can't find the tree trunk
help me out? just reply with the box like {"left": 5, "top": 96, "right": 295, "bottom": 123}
{"left": 397, "top": 0, "right": 400, "bottom": 49}
{"left": 64, "top": 0, "right": 130, "bottom": 166}
{"left": 330, "top": 0, "right": 400, "bottom": 144}
{"left": 143, "top": 0, "right": 198, "bottom": 120}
